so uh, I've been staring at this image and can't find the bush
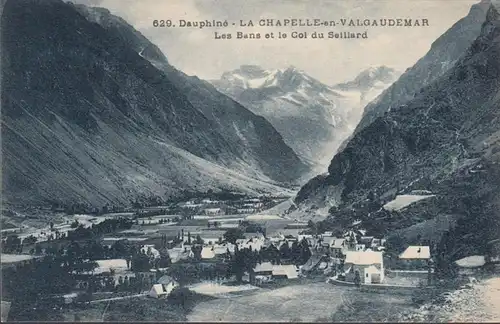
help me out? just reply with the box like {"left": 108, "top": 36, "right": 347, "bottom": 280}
{"left": 167, "top": 287, "right": 196, "bottom": 312}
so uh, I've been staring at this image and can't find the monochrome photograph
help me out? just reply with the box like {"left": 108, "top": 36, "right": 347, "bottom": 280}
{"left": 1, "top": 0, "right": 499, "bottom": 322}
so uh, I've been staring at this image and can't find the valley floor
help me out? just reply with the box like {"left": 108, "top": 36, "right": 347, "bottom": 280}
{"left": 187, "top": 282, "right": 417, "bottom": 322}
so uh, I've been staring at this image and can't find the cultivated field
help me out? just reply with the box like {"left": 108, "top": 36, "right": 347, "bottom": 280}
{"left": 187, "top": 282, "right": 351, "bottom": 322}
{"left": 188, "top": 281, "right": 421, "bottom": 322}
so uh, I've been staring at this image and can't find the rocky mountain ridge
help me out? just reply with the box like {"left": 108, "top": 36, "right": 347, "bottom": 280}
{"left": 291, "top": 3, "right": 500, "bottom": 255}
{"left": 1, "top": 0, "right": 308, "bottom": 207}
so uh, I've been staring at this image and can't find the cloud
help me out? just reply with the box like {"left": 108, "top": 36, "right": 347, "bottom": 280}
{"left": 72, "top": 0, "right": 479, "bottom": 84}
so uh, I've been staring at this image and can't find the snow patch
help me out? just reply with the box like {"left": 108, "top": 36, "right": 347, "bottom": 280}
{"left": 383, "top": 194, "right": 435, "bottom": 211}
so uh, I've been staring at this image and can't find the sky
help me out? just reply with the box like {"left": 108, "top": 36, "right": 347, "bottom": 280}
{"left": 73, "top": 0, "right": 479, "bottom": 84}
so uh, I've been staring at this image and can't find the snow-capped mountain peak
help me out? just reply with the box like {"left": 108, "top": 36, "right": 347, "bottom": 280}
{"left": 335, "top": 66, "right": 401, "bottom": 92}
{"left": 212, "top": 64, "right": 399, "bottom": 173}
{"left": 215, "top": 64, "right": 341, "bottom": 102}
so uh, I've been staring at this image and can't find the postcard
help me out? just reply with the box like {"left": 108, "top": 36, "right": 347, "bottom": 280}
{"left": 1, "top": 0, "right": 499, "bottom": 322}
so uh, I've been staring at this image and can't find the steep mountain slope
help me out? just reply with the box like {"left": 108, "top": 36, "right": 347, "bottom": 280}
{"left": 212, "top": 65, "right": 398, "bottom": 172}
{"left": 354, "top": 0, "right": 492, "bottom": 134}
{"left": 1, "top": 0, "right": 307, "bottom": 207}
{"left": 292, "top": 1, "right": 500, "bottom": 252}
{"left": 74, "top": 5, "right": 309, "bottom": 185}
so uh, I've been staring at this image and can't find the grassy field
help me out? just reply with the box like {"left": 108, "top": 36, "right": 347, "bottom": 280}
{"left": 187, "top": 282, "right": 351, "bottom": 322}
{"left": 56, "top": 292, "right": 215, "bottom": 322}
{"left": 187, "top": 282, "right": 420, "bottom": 322}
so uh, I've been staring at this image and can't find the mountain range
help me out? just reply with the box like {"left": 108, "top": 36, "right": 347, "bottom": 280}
{"left": 353, "top": 0, "right": 493, "bottom": 135}
{"left": 1, "top": 0, "right": 309, "bottom": 208}
{"left": 292, "top": 3, "right": 500, "bottom": 258}
{"left": 212, "top": 65, "right": 400, "bottom": 171}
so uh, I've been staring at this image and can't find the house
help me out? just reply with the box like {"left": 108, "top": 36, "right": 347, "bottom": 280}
{"left": 237, "top": 208, "right": 256, "bottom": 214}
{"left": 254, "top": 262, "right": 274, "bottom": 276}
{"left": 219, "top": 223, "right": 239, "bottom": 229}
{"left": 63, "top": 292, "right": 78, "bottom": 304}
{"left": 331, "top": 239, "right": 347, "bottom": 258}
{"left": 359, "top": 236, "right": 374, "bottom": 247}
{"left": 244, "top": 198, "right": 261, "bottom": 203}
{"left": 398, "top": 246, "right": 431, "bottom": 270}
{"left": 371, "top": 239, "right": 382, "bottom": 247}
{"left": 201, "top": 246, "right": 216, "bottom": 260}
{"left": 355, "top": 244, "right": 366, "bottom": 251}
{"left": 204, "top": 208, "right": 223, "bottom": 216}
{"left": 399, "top": 246, "right": 431, "bottom": 260}
{"left": 243, "top": 203, "right": 263, "bottom": 208}
{"left": 93, "top": 259, "right": 129, "bottom": 274}
{"left": 141, "top": 245, "right": 160, "bottom": 259}
{"left": 202, "top": 199, "right": 219, "bottom": 204}
{"left": 193, "top": 215, "right": 211, "bottom": 220}
{"left": 298, "top": 234, "right": 313, "bottom": 241}
{"left": 271, "top": 265, "right": 299, "bottom": 279}
{"left": 321, "top": 238, "right": 347, "bottom": 257}
{"left": 149, "top": 283, "right": 174, "bottom": 298}
{"left": 237, "top": 237, "right": 265, "bottom": 252}
{"left": 455, "top": 255, "right": 486, "bottom": 277}
{"left": 344, "top": 251, "right": 384, "bottom": 284}
{"left": 149, "top": 275, "right": 179, "bottom": 298}
{"left": 243, "top": 232, "right": 265, "bottom": 240}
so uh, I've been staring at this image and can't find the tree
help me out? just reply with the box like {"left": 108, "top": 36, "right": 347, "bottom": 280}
{"left": 22, "top": 235, "right": 37, "bottom": 246}
{"left": 131, "top": 253, "right": 150, "bottom": 272}
{"left": 279, "top": 242, "right": 291, "bottom": 262}
{"left": 354, "top": 271, "right": 361, "bottom": 287}
{"left": 230, "top": 245, "right": 245, "bottom": 282}
{"left": 195, "top": 235, "right": 204, "bottom": 245}
{"left": 191, "top": 245, "right": 203, "bottom": 261}
{"left": 4, "top": 235, "right": 21, "bottom": 253}
{"left": 299, "top": 239, "right": 312, "bottom": 265}
{"left": 167, "top": 287, "right": 196, "bottom": 311}
{"left": 223, "top": 228, "right": 245, "bottom": 244}
{"left": 291, "top": 241, "right": 301, "bottom": 264}
{"left": 157, "top": 248, "right": 171, "bottom": 268}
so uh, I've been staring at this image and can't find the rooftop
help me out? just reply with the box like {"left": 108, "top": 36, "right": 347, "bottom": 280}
{"left": 344, "top": 251, "right": 383, "bottom": 265}
{"left": 399, "top": 246, "right": 431, "bottom": 260}
{"left": 455, "top": 255, "right": 486, "bottom": 268}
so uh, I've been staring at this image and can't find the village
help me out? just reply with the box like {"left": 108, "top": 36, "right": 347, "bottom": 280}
{"left": 1, "top": 195, "right": 499, "bottom": 322}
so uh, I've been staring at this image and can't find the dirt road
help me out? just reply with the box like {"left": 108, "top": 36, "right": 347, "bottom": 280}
{"left": 89, "top": 293, "right": 147, "bottom": 303}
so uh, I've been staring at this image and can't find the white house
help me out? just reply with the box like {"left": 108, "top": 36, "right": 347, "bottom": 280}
{"left": 204, "top": 208, "right": 223, "bottom": 216}
{"left": 149, "top": 275, "right": 179, "bottom": 298}
{"left": 237, "top": 237, "right": 265, "bottom": 252}
{"left": 344, "top": 251, "right": 384, "bottom": 284}
{"left": 271, "top": 265, "right": 299, "bottom": 279}
{"left": 149, "top": 284, "right": 174, "bottom": 298}
{"left": 399, "top": 246, "right": 431, "bottom": 260}
{"left": 94, "top": 259, "right": 129, "bottom": 274}
{"left": 254, "top": 262, "right": 274, "bottom": 276}
{"left": 141, "top": 245, "right": 160, "bottom": 259}
{"left": 454, "top": 255, "right": 486, "bottom": 276}
{"left": 237, "top": 208, "right": 256, "bottom": 214}
{"left": 201, "top": 246, "right": 216, "bottom": 260}
{"left": 355, "top": 244, "right": 366, "bottom": 251}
